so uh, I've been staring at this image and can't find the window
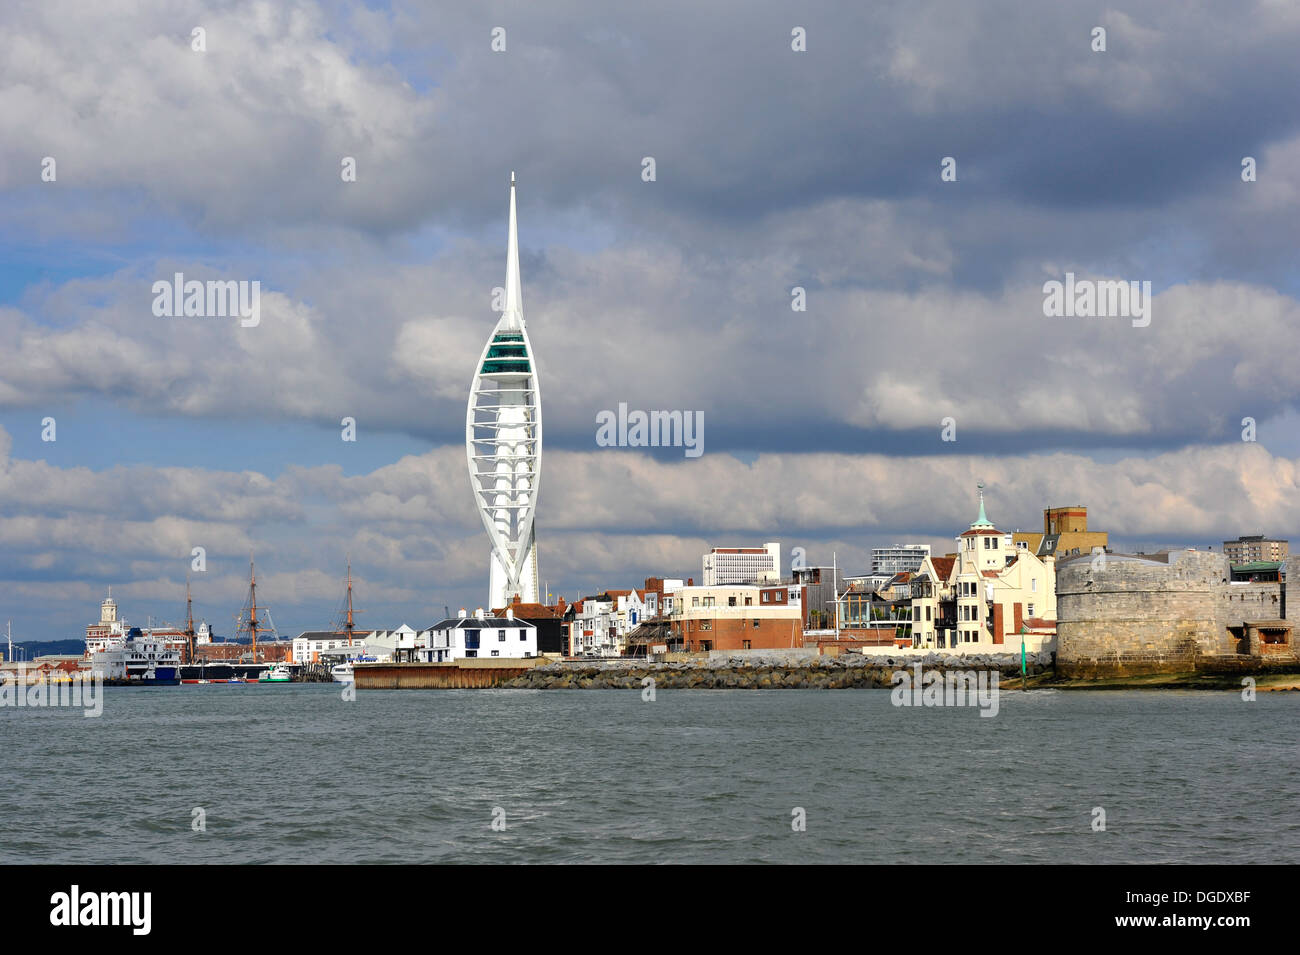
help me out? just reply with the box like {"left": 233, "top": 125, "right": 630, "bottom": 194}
{"left": 464, "top": 629, "right": 480, "bottom": 650}
{"left": 1031, "top": 578, "right": 1037, "bottom": 592}
{"left": 728, "top": 596, "right": 737, "bottom": 607}
{"left": 1028, "top": 604, "right": 1035, "bottom": 617}
{"left": 466, "top": 650, "right": 477, "bottom": 658}
{"left": 491, "top": 650, "right": 499, "bottom": 657}
{"left": 520, "top": 631, "right": 526, "bottom": 640}
{"left": 700, "top": 620, "right": 712, "bottom": 631}
{"left": 692, "top": 596, "right": 699, "bottom": 607}
{"left": 753, "top": 619, "right": 760, "bottom": 628}
{"left": 762, "top": 592, "right": 770, "bottom": 602}
{"left": 926, "top": 606, "right": 931, "bottom": 622}
{"left": 498, "top": 630, "right": 506, "bottom": 642}
{"left": 742, "top": 640, "right": 751, "bottom": 650}
{"left": 745, "top": 597, "right": 753, "bottom": 606}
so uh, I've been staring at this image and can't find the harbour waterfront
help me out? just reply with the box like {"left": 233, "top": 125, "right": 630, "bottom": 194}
{"left": 1, "top": 686, "right": 1295, "bottom": 865}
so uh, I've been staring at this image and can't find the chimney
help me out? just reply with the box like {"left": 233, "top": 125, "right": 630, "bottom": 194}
{"left": 506, "top": 607, "right": 514, "bottom": 621}
{"left": 474, "top": 607, "right": 484, "bottom": 619}
{"left": 512, "top": 594, "right": 521, "bottom": 605}
{"left": 458, "top": 608, "right": 467, "bottom": 618}
{"left": 688, "top": 577, "right": 694, "bottom": 586}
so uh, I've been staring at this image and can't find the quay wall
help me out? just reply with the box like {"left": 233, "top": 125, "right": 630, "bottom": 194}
{"left": 355, "top": 658, "right": 546, "bottom": 689}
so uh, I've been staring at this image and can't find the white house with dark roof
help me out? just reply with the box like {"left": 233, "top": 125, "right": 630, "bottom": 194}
{"left": 423, "top": 609, "right": 537, "bottom": 662}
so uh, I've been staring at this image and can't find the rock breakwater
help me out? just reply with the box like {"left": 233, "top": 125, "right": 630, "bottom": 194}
{"left": 499, "top": 652, "right": 1054, "bottom": 690}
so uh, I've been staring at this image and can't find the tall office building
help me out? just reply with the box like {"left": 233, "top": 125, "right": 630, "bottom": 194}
{"left": 871, "top": 544, "right": 930, "bottom": 576}
{"left": 466, "top": 173, "right": 541, "bottom": 609}
{"left": 702, "top": 543, "right": 782, "bottom": 585}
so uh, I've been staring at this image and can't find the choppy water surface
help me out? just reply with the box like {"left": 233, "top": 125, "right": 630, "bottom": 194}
{"left": 2, "top": 685, "right": 1296, "bottom": 863}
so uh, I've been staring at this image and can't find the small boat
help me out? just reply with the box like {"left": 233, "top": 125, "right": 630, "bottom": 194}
{"left": 260, "top": 663, "right": 291, "bottom": 683}
{"left": 330, "top": 662, "right": 354, "bottom": 683}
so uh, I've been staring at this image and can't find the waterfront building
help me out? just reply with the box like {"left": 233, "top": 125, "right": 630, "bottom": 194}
{"left": 568, "top": 594, "right": 621, "bottom": 657}
{"left": 1012, "top": 506, "right": 1108, "bottom": 561}
{"left": 365, "top": 624, "right": 428, "bottom": 662}
{"left": 702, "top": 543, "right": 781, "bottom": 585}
{"left": 84, "top": 591, "right": 190, "bottom": 660}
{"left": 669, "top": 584, "right": 803, "bottom": 652}
{"left": 1222, "top": 535, "right": 1288, "bottom": 564}
{"left": 467, "top": 173, "right": 542, "bottom": 610}
{"left": 924, "top": 485, "right": 1057, "bottom": 652}
{"left": 870, "top": 544, "right": 930, "bottom": 576}
{"left": 908, "top": 555, "right": 956, "bottom": 649}
{"left": 491, "top": 597, "right": 567, "bottom": 655}
{"left": 84, "top": 590, "right": 128, "bottom": 657}
{"left": 792, "top": 566, "right": 843, "bottom": 628}
{"left": 643, "top": 577, "right": 691, "bottom": 617}
{"left": 293, "top": 630, "right": 375, "bottom": 664}
{"left": 424, "top": 609, "right": 537, "bottom": 662}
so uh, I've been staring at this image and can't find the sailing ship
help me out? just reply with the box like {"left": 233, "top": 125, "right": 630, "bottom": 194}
{"left": 232, "top": 557, "right": 278, "bottom": 666}
{"left": 326, "top": 560, "right": 370, "bottom": 681}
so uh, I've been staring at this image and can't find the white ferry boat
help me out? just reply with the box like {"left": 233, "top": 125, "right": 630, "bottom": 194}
{"left": 90, "top": 628, "right": 182, "bottom": 684}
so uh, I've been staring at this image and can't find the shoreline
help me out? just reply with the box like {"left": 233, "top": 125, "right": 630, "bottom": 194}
{"left": 489, "top": 652, "right": 1300, "bottom": 692}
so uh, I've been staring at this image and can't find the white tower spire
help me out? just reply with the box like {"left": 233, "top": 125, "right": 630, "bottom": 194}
{"left": 504, "top": 171, "right": 522, "bottom": 329}
{"left": 466, "top": 173, "right": 542, "bottom": 610}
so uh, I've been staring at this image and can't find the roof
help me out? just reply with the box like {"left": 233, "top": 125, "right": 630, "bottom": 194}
{"left": 427, "top": 616, "right": 537, "bottom": 630}
{"left": 490, "top": 603, "right": 560, "bottom": 619}
{"left": 931, "top": 557, "right": 956, "bottom": 579}
{"left": 295, "top": 630, "right": 373, "bottom": 641}
{"left": 1230, "top": 561, "right": 1284, "bottom": 572}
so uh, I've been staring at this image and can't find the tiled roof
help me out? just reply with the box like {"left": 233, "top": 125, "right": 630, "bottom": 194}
{"left": 490, "top": 603, "right": 560, "bottom": 618}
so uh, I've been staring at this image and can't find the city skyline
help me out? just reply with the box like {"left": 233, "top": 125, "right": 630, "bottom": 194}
{"left": 3, "top": 2, "right": 1300, "bottom": 640}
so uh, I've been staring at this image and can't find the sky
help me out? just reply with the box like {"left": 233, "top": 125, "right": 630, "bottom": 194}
{"left": 2, "top": 0, "right": 1299, "bottom": 641}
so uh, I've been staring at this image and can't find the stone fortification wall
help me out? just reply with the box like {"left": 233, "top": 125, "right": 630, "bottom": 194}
{"left": 1057, "top": 550, "right": 1229, "bottom": 677}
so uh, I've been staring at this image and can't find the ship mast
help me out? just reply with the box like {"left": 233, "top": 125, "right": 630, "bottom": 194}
{"left": 345, "top": 558, "right": 355, "bottom": 646}
{"left": 238, "top": 557, "right": 274, "bottom": 663}
{"left": 184, "top": 574, "right": 196, "bottom": 665}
